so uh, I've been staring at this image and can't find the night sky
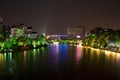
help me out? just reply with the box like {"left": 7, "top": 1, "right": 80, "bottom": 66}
{"left": 0, "top": 0, "right": 120, "bottom": 34}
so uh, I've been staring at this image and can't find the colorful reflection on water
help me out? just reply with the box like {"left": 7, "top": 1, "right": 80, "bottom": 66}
{"left": 0, "top": 44, "right": 120, "bottom": 79}
{"left": 75, "top": 44, "right": 83, "bottom": 67}
{"left": 83, "top": 47, "right": 120, "bottom": 79}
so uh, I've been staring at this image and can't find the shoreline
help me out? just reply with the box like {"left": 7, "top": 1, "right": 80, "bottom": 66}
{"left": 83, "top": 46, "right": 120, "bottom": 53}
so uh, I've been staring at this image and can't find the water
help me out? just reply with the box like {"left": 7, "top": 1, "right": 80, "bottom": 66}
{"left": 0, "top": 44, "right": 120, "bottom": 80}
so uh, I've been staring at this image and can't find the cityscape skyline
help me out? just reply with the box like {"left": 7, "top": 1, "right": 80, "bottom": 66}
{"left": 0, "top": 0, "right": 120, "bottom": 34}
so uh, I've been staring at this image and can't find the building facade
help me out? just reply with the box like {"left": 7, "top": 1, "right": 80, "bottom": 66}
{"left": 11, "top": 24, "right": 26, "bottom": 38}
{"left": 68, "top": 26, "right": 85, "bottom": 39}
{"left": 24, "top": 26, "right": 33, "bottom": 38}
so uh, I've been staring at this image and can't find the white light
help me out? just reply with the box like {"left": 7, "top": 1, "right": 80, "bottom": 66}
{"left": 53, "top": 42, "right": 59, "bottom": 46}
{"left": 77, "top": 35, "right": 81, "bottom": 38}
{"left": 43, "top": 33, "right": 45, "bottom": 36}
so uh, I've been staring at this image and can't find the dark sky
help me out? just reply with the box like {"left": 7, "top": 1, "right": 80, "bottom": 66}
{"left": 0, "top": 0, "right": 120, "bottom": 34}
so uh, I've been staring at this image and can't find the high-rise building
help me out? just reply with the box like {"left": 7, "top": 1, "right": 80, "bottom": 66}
{"left": 68, "top": 26, "right": 85, "bottom": 39}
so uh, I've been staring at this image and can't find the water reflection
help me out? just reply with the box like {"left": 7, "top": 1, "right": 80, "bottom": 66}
{"left": 83, "top": 47, "right": 120, "bottom": 78}
{"left": 0, "top": 52, "right": 16, "bottom": 80}
{"left": 0, "top": 53, "right": 5, "bottom": 75}
{"left": 75, "top": 44, "right": 83, "bottom": 66}
{"left": 104, "top": 50, "right": 120, "bottom": 67}
{"left": 48, "top": 44, "right": 69, "bottom": 71}
{"left": 84, "top": 47, "right": 120, "bottom": 64}
{"left": 23, "top": 50, "right": 27, "bottom": 65}
{"left": 0, "top": 53, "right": 4, "bottom": 63}
{"left": 59, "top": 44, "right": 68, "bottom": 62}
{"left": 0, "top": 45, "right": 120, "bottom": 79}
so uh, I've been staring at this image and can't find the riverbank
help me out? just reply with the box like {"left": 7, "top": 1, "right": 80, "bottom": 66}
{"left": 0, "top": 44, "right": 48, "bottom": 53}
{"left": 83, "top": 46, "right": 120, "bottom": 53}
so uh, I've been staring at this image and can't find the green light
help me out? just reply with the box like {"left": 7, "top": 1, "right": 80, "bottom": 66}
{"left": 8, "top": 52, "right": 12, "bottom": 61}
{"left": 33, "top": 49, "right": 37, "bottom": 53}
{"left": 4, "top": 53, "right": 6, "bottom": 61}
{"left": 18, "top": 42, "right": 24, "bottom": 46}
{"left": 41, "top": 47, "right": 45, "bottom": 54}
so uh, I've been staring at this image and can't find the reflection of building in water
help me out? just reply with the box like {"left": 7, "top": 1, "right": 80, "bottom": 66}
{"left": 7, "top": 53, "right": 16, "bottom": 74}
{"left": 0, "top": 52, "right": 16, "bottom": 75}
{"left": 76, "top": 45, "right": 83, "bottom": 66}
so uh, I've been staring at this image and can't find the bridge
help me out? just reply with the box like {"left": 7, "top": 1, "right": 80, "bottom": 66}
{"left": 47, "top": 34, "right": 69, "bottom": 40}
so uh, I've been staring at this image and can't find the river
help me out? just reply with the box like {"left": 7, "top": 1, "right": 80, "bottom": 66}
{"left": 0, "top": 44, "right": 120, "bottom": 80}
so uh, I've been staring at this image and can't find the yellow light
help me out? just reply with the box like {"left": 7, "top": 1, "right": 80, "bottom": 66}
{"left": 53, "top": 42, "right": 59, "bottom": 46}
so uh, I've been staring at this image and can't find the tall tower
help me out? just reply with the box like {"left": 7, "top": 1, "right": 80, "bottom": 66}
{"left": 0, "top": 15, "right": 3, "bottom": 26}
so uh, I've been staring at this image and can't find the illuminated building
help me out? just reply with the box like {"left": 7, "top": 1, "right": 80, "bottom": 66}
{"left": 25, "top": 26, "right": 32, "bottom": 34}
{"left": 68, "top": 26, "right": 85, "bottom": 39}
{"left": 30, "top": 31, "right": 38, "bottom": 38}
{"left": 24, "top": 26, "right": 33, "bottom": 38}
{"left": 11, "top": 24, "right": 26, "bottom": 38}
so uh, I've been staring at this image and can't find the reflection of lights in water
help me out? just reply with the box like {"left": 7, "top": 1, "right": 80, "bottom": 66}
{"left": 4, "top": 53, "right": 6, "bottom": 61}
{"left": 55, "top": 44, "right": 59, "bottom": 69}
{"left": 99, "top": 49, "right": 120, "bottom": 65}
{"left": 89, "top": 48, "right": 94, "bottom": 59}
{"left": 0, "top": 53, "right": 4, "bottom": 63}
{"left": 94, "top": 48, "right": 101, "bottom": 60}
{"left": 8, "top": 52, "right": 12, "bottom": 61}
{"left": 37, "top": 48, "right": 40, "bottom": 53}
{"left": 6, "top": 52, "right": 16, "bottom": 75}
{"left": 24, "top": 50, "right": 27, "bottom": 57}
{"left": 49, "top": 43, "right": 59, "bottom": 54}
{"left": 49, "top": 44, "right": 60, "bottom": 70}
{"left": 33, "top": 49, "right": 37, "bottom": 54}
{"left": 23, "top": 50, "right": 27, "bottom": 65}
{"left": 104, "top": 50, "right": 120, "bottom": 63}
{"left": 87, "top": 47, "right": 116, "bottom": 62}
{"left": 10, "top": 52, "right": 12, "bottom": 61}
{"left": 76, "top": 45, "right": 83, "bottom": 64}
{"left": 85, "top": 46, "right": 120, "bottom": 67}
{"left": 59, "top": 44, "right": 68, "bottom": 54}
{"left": 40, "top": 47, "right": 46, "bottom": 59}
{"left": 56, "top": 45, "right": 59, "bottom": 54}
{"left": 33, "top": 49, "right": 37, "bottom": 64}
{"left": 0, "top": 53, "right": 5, "bottom": 73}
{"left": 41, "top": 47, "right": 45, "bottom": 54}
{"left": 104, "top": 50, "right": 116, "bottom": 58}
{"left": 53, "top": 42, "right": 59, "bottom": 46}
{"left": 117, "top": 53, "right": 120, "bottom": 64}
